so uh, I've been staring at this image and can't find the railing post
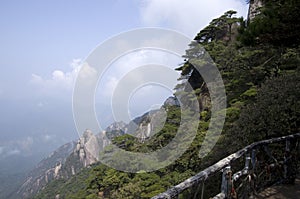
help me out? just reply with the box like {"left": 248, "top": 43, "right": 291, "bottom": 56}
{"left": 251, "top": 149, "right": 256, "bottom": 170}
{"left": 245, "top": 153, "right": 251, "bottom": 173}
{"left": 221, "top": 166, "right": 232, "bottom": 198}
{"left": 284, "top": 139, "right": 291, "bottom": 179}
{"left": 285, "top": 139, "right": 291, "bottom": 151}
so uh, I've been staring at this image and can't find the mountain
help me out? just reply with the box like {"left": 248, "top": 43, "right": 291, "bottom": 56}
{"left": 17, "top": 1, "right": 300, "bottom": 197}
{"left": 0, "top": 143, "right": 68, "bottom": 199}
{"left": 31, "top": 99, "right": 183, "bottom": 199}
{"left": 16, "top": 142, "right": 75, "bottom": 198}
{"left": 17, "top": 129, "right": 111, "bottom": 198}
{"left": 31, "top": 1, "right": 300, "bottom": 198}
{"left": 17, "top": 95, "right": 179, "bottom": 198}
{"left": 105, "top": 121, "right": 126, "bottom": 140}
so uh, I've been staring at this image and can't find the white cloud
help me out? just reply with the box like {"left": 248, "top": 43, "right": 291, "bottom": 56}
{"left": 7, "top": 149, "right": 20, "bottom": 156}
{"left": 31, "top": 73, "right": 43, "bottom": 83}
{"left": 77, "top": 62, "right": 98, "bottom": 86}
{"left": 37, "top": 101, "right": 46, "bottom": 108}
{"left": 30, "top": 59, "right": 82, "bottom": 93}
{"left": 44, "top": 134, "right": 51, "bottom": 141}
{"left": 97, "top": 49, "right": 181, "bottom": 100}
{"left": 42, "top": 134, "right": 56, "bottom": 142}
{"left": 0, "top": 134, "right": 58, "bottom": 159}
{"left": 95, "top": 49, "right": 181, "bottom": 123}
{"left": 52, "top": 70, "right": 65, "bottom": 81}
{"left": 102, "top": 76, "right": 119, "bottom": 97}
{"left": 139, "top": 0, "right": 248, "bottom": 37}
{"left": 18, "top": 136, "right": 34, "bottom": 151}
{"left": 0, "top": 146, "right": 21, "bottom": 158}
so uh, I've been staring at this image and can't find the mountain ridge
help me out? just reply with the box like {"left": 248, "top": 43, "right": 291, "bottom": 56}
{"left": 17, "top": 96, "right": 180, "bottom": 198}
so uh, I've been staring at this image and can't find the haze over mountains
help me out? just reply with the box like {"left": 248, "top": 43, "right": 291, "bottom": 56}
{"left": 0, "top": 1, "right": 249, "bottom": 198}
{"left": 14, "top": 96, "right": 179, "bottom": 199}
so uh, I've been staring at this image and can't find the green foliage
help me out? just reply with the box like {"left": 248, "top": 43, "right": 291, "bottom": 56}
{"left": 35, "top": 3, "right": 300, "bottom": 199}
{"left": 239, "top": 0, "right": 300, "bottom": 46}
{"left": 195, "top": 10, "right": 241, "bottom": 43}
{"left": 232, "top": 72, "right": 300, "bottom": 147}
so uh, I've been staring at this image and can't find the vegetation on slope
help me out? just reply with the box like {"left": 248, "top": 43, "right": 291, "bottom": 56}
{"left": 34, "top": 0, "right": 300, "bottom": 198}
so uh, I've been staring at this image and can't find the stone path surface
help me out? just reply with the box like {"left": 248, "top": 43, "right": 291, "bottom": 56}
{"left": 255, "top": 178, "right": 300, "bottom": 199}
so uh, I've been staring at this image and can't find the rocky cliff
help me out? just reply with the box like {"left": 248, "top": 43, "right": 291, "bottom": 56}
{"left": 17, "top": 142, "right": 75, "bottom": 198}
{"left": 17, "top": 129, "right": 111, "bottom": 198}
{"left": 19, "top": 96, "right": 179, "bottom": 198}
{"left": 248, "top": 0, "right": 263, "bottom": 21}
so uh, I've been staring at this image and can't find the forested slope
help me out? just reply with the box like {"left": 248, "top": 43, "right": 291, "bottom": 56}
{"left": 34, "top": 0, "right": 300, "bottom": 198}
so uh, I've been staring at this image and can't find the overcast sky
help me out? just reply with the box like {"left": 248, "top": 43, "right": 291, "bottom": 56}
{"left": 0, "top": 0, "right": 248, "bottom": 160}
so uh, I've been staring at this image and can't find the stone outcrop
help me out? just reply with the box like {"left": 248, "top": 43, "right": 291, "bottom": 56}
{"left": 17, "top": 142, "right": 75, "bottom": 198}
{"left": 105, "top": 121, "right": 126, "bottom": 133}
{"left": 164, "top": 96, "right": 180, "bottom": 107}
{"left": 248, "top": 0, "right": 263, "bottom": 21}
{"left": 75, "top": 129, "right": 101, "bottom": 166}
{"left": 17, "top": 129, "right": 111, "bottom": 198}
{"left": 18, "top": 95, "right": 181, "bottom": 198}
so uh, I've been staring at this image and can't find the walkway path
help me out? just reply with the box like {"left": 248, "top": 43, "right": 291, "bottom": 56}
{"left": 255, "top": 178, "right": 300, "bottom": 199}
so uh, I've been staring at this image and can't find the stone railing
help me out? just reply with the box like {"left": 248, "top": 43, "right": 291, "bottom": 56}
{"left": 152, "top": 133, "right": 300, "bottom": 199}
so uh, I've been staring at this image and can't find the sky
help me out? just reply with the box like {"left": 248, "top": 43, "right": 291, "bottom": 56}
{"left": 0, "top": 0, "right": 248, "bottom": 161}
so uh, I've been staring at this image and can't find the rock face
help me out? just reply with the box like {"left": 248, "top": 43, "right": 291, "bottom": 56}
{"left": 18, "top": 95, "right": 179, "bottom": 198}
{"left": 248, "top": 0, "right": 263, "bottom": 21}
{"left": 132, "top": 109, "right": 167, "bottom": 142}
{"left": 77, "top": 129, "right": 101, "bottom": 166}
{"left": 164, "top": 96, "right": 180, "bottom": 107}
{"left": 17, "top": 142, "right": 75, "bottom": 198}
{"left": 105, "top": 121, "right": 126, "bottom": 133}
{"left": 17, "top": 129, "right": 111, "bottom": 198}
{"left": 125, "top": 96, "right": 177, "bottom": 142}
{"left": 104, "top": 121, "right": 126, "bottom": 140}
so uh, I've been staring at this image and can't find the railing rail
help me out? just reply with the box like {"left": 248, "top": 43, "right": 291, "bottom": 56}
{"left": 152, "top": 133, "right": 300, "bottom": 199}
